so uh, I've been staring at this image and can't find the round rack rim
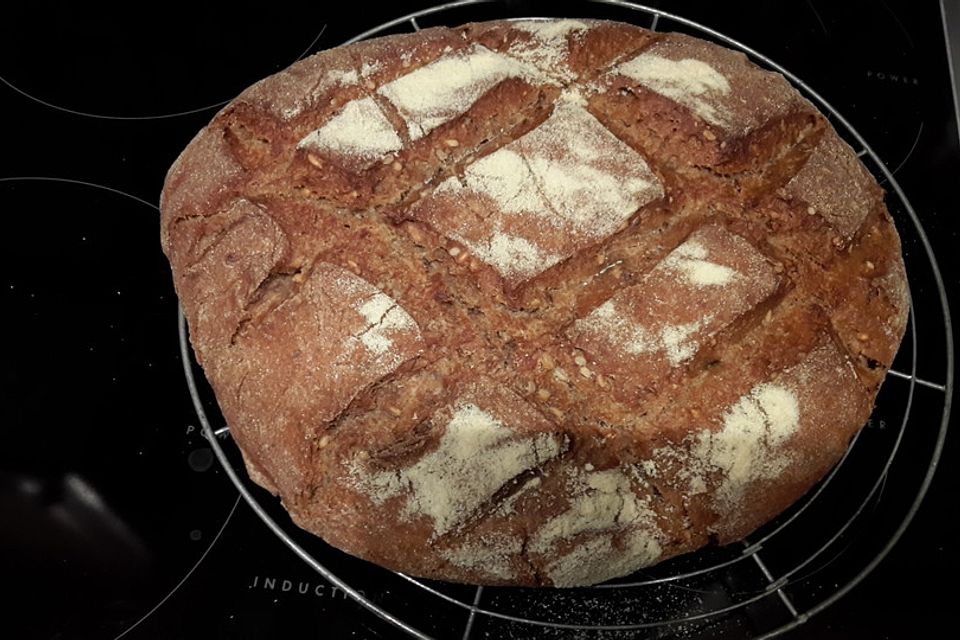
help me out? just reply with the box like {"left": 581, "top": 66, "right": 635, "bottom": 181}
{"left": 179, "top": 1, "right": 955, "bottom": 638}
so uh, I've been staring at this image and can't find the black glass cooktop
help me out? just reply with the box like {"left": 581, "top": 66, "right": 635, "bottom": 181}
{"left": 1, "top": 1, "right": 955, "bottom": 638}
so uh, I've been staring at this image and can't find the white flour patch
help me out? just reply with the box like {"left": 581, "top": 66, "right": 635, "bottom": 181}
{"left": 462, "top": 148, "right": 546, "bottom": 215}
{"left": 349, "top": 403, "right": 564, "bottom": 537}
{"left": 508, "top": 19, "right": 590, "bottom": 82}
{"left": 354, "top": 292, "right": 416, "bottom": 358}
{"left": 430, "top": 158, "right": 562, "bottom": 281}
{"left": 659, "top": 317, "right": 711, "bottom": 366}
{"left": 530, "top": 467, "right": 663, "bottom": 587}
{"left": 432, "top": 175, "right": 462, "bottom": 197}
{"left": 692, "top": 383, "right": 801, "bottom": 505}
{"left": 576, "top": 300, "right": 710, "bottom": 367}
{"left": 530, "top": 469, "right": 660, "bottom": 554}
{"left": 327, "top": 270, "right": 421, "bottom": 378}
{"left": 298, "top": 96, "right": 402, "bottom": 161}
{"left": 322, "top": 68, "right": 359, "bottom": 89}
{"left": 359, "top": 61, "right": 381, "bottom": 78}
{"left": 545, "top": 526, "right": 662, "bottom": 588}
{"left": 441, "top": 536, "right": 522, "bottom": 581}
{"left": 430, "top": 102, "right": 661, "bottom": 281}
{"left": 317, "top": 61, "right": 379, "bottom": 94}
{"left": 277, "top": 63, "right": 373, "bottom": 120}
{"left": 559, "top": 87, "right": 589, "bottom": 107}
{"left": 464, "top": 231, "right": 563, "bottom": 281}
{"left": 616, "top": 53, "right": 731, "bottom": 127}
{"left": 378, "top": 44, "right": 547, "bottom": 140}
{"left": 512, "top": 19, "right": 590, "bottom": 42}
{"left": 519, "top": 103, "right": 661, "bottom": 235}
{"left": 662, "top": 240, "right": 737, "bottom": 287}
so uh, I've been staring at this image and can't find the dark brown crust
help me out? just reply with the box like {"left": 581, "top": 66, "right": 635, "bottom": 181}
{"left": 160, "top": 19, "right": 908, "bottom": 587}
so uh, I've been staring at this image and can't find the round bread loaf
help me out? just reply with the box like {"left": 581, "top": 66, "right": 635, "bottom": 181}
{"left": 160, "top": 18, "right": 908, "bottom": 587}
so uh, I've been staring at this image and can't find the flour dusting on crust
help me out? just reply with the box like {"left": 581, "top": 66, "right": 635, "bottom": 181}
{"left": 354, "top": 292, "right": 417, "bottom": 359}
{"left": 662, "top": 240, "right": 737, "bottom": 286}
{"left": 410, "top": 101, "right": 662, "bottom": 284}
{"left": 467, "top": 232, "right": 563, "bottom": 281}
{"left": 508, "top": 19, "right": 590, "bottom": 81}
{"left": 693, "top": 383, "right": 801, "bottom": 505}
{"left": 616, "top": 53, "right": 731, "bottom": 127}
{"left": 578, "top": 300, "right": 713, "bottom": 368}
{"left": 298, "top": 96, "right": 402, "bottom": 163}
{"left": 546, "top": 527, "right": 662, "bottom": 588}
{"left": 350, "top": 403, "right": 565, "bottom": 537}
{"left": 441, "top": 536, "right": 523, "bottom": 581}
{"left": 378, "top": 43, "right": 548, "bottom": 140}
{"left": 572, "top": 225, "right": 778, "bottom": 386}
{"left": 530, "top": 467, "right": 663, "bottom": 587}
{"left": 324, "top": 269, "right": 423, "bottom": 375}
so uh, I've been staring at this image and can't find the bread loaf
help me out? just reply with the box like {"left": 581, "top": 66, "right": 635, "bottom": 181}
{"left": 160, "top": 18, "right": 908, "bottom": 587}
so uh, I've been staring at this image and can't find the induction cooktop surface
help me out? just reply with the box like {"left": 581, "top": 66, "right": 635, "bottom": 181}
{"left": 1, "top": 1, "right": 955, "bottom": 638}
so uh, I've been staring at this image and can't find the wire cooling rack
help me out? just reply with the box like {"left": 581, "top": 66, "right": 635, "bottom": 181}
{"left": 179, "top": 1, "right": 954, "bottom": 637}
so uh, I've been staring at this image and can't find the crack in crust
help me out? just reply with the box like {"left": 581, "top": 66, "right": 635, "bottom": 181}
{"left": 161, "top": 18, "right": 909, "bottom": 588}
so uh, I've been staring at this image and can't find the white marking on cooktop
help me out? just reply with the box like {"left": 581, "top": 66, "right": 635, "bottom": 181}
{"left": 113, "top": 496, "right": 241, "bottom": 639}
{"left": 889, "top": 121, "right": 924, "bottom": 177}
{"left": 0, "top": 176, "right": 159, "bottom": 211}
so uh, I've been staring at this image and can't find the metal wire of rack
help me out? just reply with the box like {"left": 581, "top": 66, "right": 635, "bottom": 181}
{"left": 179, "top": 1, "right": 954, "bottom": 637}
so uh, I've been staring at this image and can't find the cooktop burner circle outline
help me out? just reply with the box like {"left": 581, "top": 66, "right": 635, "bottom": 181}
{"left": 113, "top": 495, "right": 242, "bottom": 640}
{"left": 0, "top": 27, "right": 327, "bottom": 121}
{"left": 177, "top": 1, "right": 954, "bottom": 637}
{"left": 0, "top": 175, "right": 246, "bottom": 640}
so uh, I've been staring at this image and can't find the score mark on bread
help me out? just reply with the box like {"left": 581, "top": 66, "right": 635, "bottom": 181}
{"left": 572, "top": 224, "right": 780, "bottom": 392}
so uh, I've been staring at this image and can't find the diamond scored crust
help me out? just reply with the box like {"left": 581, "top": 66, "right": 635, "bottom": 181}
{"left": 172, "top": 19, "right": 899, "bottom": 588}
{"left": 301, "top": 27, "right": 786, "bottom": 582}
{"left": 297, "top": 38, "right": 677, "bottom": 285}
{"left": 411, "top": 98, "right": 664, "bottom": 283}
{"left": 293, "top": 27, "right": 756, "bottom": 286}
